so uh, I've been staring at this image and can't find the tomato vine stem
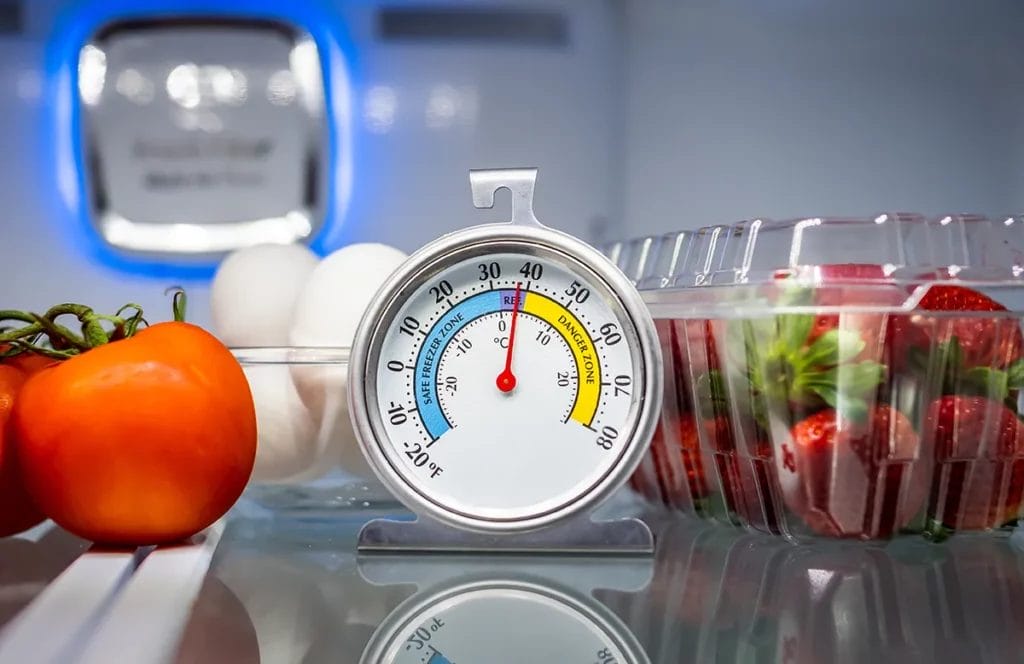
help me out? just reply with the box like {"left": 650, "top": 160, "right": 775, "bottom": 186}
{"left": 0, "top": 290, "right": 186, "bottom": 359}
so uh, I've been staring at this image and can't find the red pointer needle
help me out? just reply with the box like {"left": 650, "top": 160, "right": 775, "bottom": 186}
{"left": 496, "top": 282, "right": 522, "bottom": 393}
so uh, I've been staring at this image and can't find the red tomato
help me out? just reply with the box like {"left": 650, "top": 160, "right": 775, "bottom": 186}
{"left": 0, "top": 365, "right": 46, "bottom": 537}
{"left": 13, "top": 322, "right": 257, "bottom": 545}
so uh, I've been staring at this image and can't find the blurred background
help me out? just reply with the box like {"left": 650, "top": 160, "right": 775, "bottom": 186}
{"left": 2, "top": 0, "right": 1024, "bottom": 327}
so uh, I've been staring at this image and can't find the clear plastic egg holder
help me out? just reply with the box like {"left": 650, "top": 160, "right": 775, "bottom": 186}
{"left": 233, "top": 347, "right": 401, "bottom": 516}
{"left": 604, "top": 214, "right": 1024, "bottom": 542}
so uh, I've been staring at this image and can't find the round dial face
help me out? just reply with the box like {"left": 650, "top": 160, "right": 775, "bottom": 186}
{"left": 364, "top": 240, "right": 649, "bottom": 527}
{"left": 377, "top": 585, "right": 633, "bottom": 664}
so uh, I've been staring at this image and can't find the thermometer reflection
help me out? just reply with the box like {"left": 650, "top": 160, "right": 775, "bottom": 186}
{"left": 358, "top": 556, "right": 652, "bottom": 664}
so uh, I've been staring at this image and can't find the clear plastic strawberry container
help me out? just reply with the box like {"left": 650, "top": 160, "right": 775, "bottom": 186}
{"left": 611, "top": 214, "right": 1024, "bottom": 542}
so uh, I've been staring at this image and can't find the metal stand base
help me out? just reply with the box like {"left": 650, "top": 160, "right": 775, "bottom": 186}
{"left": 357, "top": 514, "right": 654, "bottom": 555}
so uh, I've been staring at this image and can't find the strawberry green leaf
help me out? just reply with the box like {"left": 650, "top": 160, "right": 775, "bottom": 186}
{"left": 937, "top": 337, "right": 964, "bottom": 371}
{"left": 732, "top": 319, "right": 774, "bottom": 369}
{"left": 907, "top": 346, "right": 930, "bottom": 375}
{"left": 799, "top": 329, "right": 836, "bottom": 368}
{"left": 1008, "top": 359, "right": 1024, "bottom": 390}
{"left": 834, "top": 329, "right": 868, "bottom": 364}
{"left": 924, "top": 519, "right": 953, "bottom": 543}
{"left": 962, "top": 367, "right": 1010, "bottom": 401}
{"left": 795, "top": 362, "right": 882, "bottom": 424}
{"left": 840, "top": 398, "right": 870, "bottom": 423}
{"left": 808, "top": 383, "right": 838, "bottom": 409}
{"left": 696, "top": 370, "right": 729, "bottom": 420}
{"left": 808, "top": 381, "right": 869, "bottom": 423}
{"left": 813, "top": 362, "right": 886, "bottom": 398}
{"left": 747, "top": 317, "right": 782, "bottom": 343}
{"left": 778, "top": 314, "right": 814, "bottom": 354}
{"left": 723, "top": 367, "right": 771, "bottom": 430}
{"left": 750, "top": 394, "right": 770, "bottom": 431}
{"left": 848, "top": 361, "right": 887, "bottom": 395}
{"left": 801, "top": 329, "right": 865, "bottom": 368}
{"left": 691, "top": 495, "right": 712, "bottom": 518}
{"left": 935, "top": 337, "right": 966, "bottom": 395}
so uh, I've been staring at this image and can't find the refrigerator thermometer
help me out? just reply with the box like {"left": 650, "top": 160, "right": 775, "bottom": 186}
{"left": 349, "top": 169, "right": 662, "bottom": 537}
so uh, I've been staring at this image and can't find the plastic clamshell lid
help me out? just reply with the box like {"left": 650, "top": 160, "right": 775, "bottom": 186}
{"left": 629, "top": 214, "right": 1024, "bottom": 316}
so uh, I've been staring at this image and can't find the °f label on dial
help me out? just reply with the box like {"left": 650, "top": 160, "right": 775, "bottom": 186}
{"left": 374, "top": 250, "right": 643, "bottom": 521}
{"left": 382, "top": 587, "right": 630, "bottom": 664}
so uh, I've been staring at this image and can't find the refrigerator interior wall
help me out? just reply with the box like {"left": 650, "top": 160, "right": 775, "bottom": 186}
{"left": 621, "top": 0, "right": 1024, "bottom": 237}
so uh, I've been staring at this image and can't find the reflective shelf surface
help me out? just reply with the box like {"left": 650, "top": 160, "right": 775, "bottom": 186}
{"left": 169, "top": 507, "right": 1024, "bottom": 664}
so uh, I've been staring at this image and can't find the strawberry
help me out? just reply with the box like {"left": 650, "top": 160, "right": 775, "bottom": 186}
{"left": 702, "top": 414, "right": 748, "bottom": 521}
{"left": 925, "top": 396, "right": 1024, "bottom": 531}
{"left": 648, "top": 319, "right": 706, "bottom": 508}
{"left": 632, "top": 319, "right": 726, "bottom": 509}
{"left": 650, "top": 414, "right": 710, "bottom": 508}
{"left": 645, "top": 317, "right": 729, "bottom": 512}
{"left": 729, "top": 436, "right": 782, "bottom": 532}
{"left": 727, "top": 264, "right": 912, "bottom": 537}
{"left": 892, "top": 285, "right": 1023, "bottom": 372}
{"left": 649, "top": 408, "right": 768, "bottom": 521}
{"left": 630, "top": 422, "right": 671, "bottom": 504}
{"left": 779, "top": 405, "right": 927, "bottom": 538}
{"left": 678, "top": 318, "right": 721, "bottom": 377}
{"left": 692, "top": 372, "right": 784, "bottom": 532}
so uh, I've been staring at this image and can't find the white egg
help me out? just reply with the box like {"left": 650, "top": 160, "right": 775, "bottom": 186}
{"left": 290, "top": 243, "right": 408, "bottom": 480}
{"left": 287, "top": 363, "right": 375, "bottom": 480}
{"left": 244, "top": 365, "right": 321, "bottom": 484}
{"left": 211, "top": 243, "right": 319, "bottom": 346}
{"left": 290, "top": 243, "right": 408, "bottom": 347}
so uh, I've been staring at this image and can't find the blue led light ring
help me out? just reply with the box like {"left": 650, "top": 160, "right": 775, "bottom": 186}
{"left": 44, "top": 0, "right": 357, "bottom": 278}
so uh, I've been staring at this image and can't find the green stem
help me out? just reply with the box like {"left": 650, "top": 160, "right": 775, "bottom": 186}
{"left": 30, "top": 313, "right": 89, "bottom": 351}
{"left": 82, "top": 319, "right": 109, "bottom": 348}
{"left": 165, "top": 287, "right": 187, "bottom": 322}
{"left": 0, "top": 323, "right": 44, "bottom": 344}
{"left": 44, "top": 303, "right": 96, "bottom": 319}
{"left": 0, "top": 310, "right": 36, "bottom": 321}
{"left": 0, "top": 293, "right": 180, "bottom": 360}
{"left": 7, "top": 339, "right": 77, "bottom": 359}
{"left": 0, "top": 304, "right": 140, "bottom": 358}
{"left": 110, "top": 305, "right": 147, "bottom": 339}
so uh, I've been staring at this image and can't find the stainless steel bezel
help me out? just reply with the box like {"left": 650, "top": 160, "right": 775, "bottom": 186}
{"left": 349, "top": 222, "right": 662, "bottom": 533}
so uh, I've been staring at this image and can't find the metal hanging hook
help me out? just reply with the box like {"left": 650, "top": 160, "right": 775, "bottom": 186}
{"left": 469, "top": 168, "right": 541, "bottom": 226}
